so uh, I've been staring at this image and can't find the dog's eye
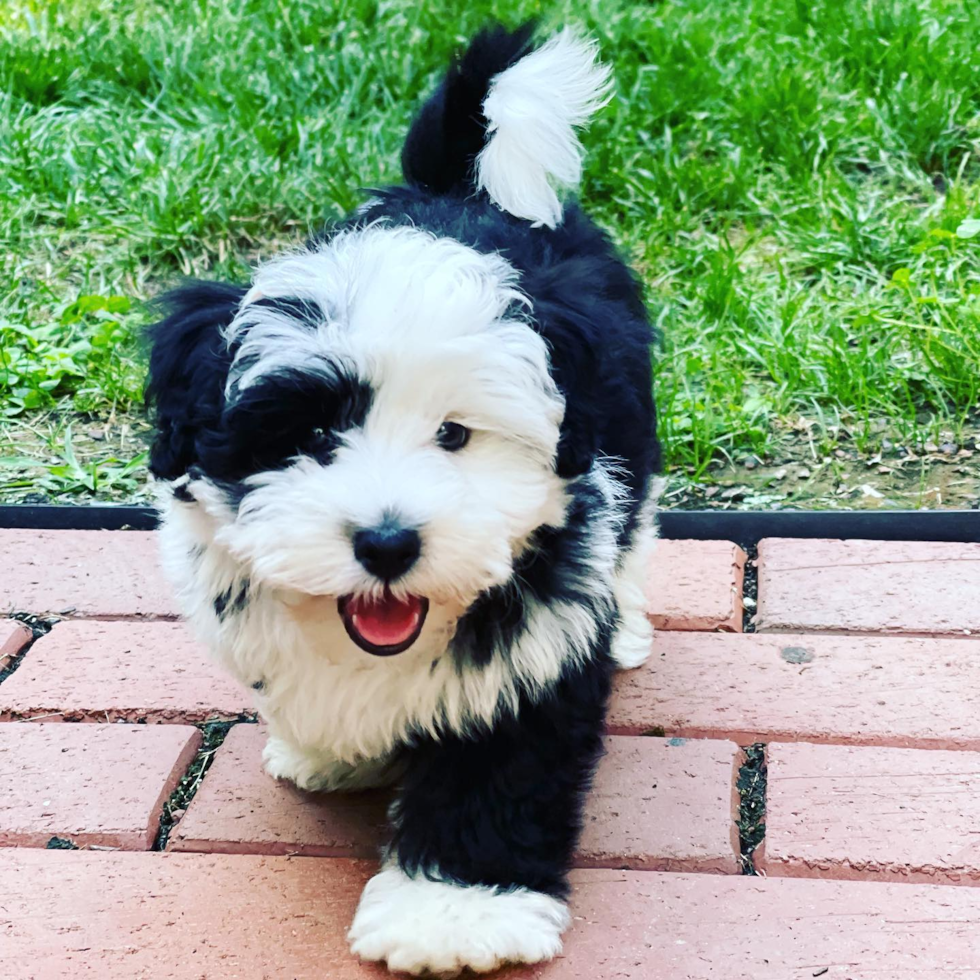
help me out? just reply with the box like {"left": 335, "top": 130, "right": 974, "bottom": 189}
{"left": 435, "top": 421, "right": 471, "bottom": 452}
{"left": 308, "top": 426, "right": 329, "bottom": 447}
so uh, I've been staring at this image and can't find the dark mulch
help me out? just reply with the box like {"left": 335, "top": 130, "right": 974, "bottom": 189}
{"left": 737, "top": 743, "right": 767, "bottom": 874}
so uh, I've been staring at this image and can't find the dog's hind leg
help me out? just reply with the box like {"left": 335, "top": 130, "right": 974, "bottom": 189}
{"left": 609, "top": 488, "right": 660, "bottom": 670}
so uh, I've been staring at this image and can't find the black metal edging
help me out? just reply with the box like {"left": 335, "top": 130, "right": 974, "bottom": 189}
{"left": 660, "top": 509, "right": 980, "bottom": 546}
{"left": 0, "top": 504, "right": 158, "bottom": 531}
{"left": 0, "top": 504, "right": 977, "bottom": 546}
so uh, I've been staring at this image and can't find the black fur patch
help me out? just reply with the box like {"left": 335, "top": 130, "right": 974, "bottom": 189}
{"left": 145, "top": 281, "right": 246, "bottom": 480}
{"left": 146, "top": 284, "right": 372, "bottom": 484}
{"left": 213, "top": 578, "right": 250, "bottom": 621}
{"left": 401, "top": 22, "right": 536, "bottom": 195}
{"left": 451, "top": 476, "right": 610, "bottom": 669}
{"left": 200, "top": 367, "right": 373, "bottom": 482}
{"left": 248, "top": 295, "right": 325, "bottom": 329}
{"left": 391, "top": 643, "right": 614, "bottom": 898}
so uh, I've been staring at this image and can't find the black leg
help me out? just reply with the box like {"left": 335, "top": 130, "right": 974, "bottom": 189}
{"left": 347, "top": 651, "right": 614, "bottom": 976}
{"left": 391, "top": 652, "right": 614, "bottom": 897}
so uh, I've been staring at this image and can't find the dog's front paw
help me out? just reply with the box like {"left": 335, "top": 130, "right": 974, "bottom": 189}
{"left": 262, "top": 735, "right": 336, "bottom": 791}
{"left": 262, "top": 735, "right": 398, "bottom": 792}
{"left": 348, "top": 866, "right": 569, "bottom": 977}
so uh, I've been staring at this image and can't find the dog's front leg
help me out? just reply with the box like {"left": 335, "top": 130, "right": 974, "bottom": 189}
{"left": 348, "top": 661, "right": 609, "bottom": 976}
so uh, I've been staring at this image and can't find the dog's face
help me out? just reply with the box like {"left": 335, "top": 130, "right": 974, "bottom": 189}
{"left": 186, "top": 225, "right": 567, "bottom": 655}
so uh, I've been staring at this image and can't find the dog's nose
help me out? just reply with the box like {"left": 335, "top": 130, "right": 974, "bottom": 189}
{"left": 353, "top": 525, "right": 421, "bottom": 581}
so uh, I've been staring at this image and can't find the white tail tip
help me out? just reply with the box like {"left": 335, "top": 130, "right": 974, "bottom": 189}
{"left": 476, "top": 29, "right": 612, "bottom": 229}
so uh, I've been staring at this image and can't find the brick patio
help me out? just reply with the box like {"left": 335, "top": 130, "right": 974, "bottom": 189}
{"left": 2, "top": 528, "right": 980, "bottom": 977}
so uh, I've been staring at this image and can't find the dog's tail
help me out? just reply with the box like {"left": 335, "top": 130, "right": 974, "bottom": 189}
{"left": 401, "top": 24, "right": 611, "bottom": 229}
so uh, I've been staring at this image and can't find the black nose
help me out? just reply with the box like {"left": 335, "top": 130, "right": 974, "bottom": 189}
{"left": 353, "top": 525, "right": 421, "bottom": 581}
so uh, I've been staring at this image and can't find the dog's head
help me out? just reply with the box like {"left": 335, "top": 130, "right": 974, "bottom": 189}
{"left": 150, "top": 226, "right": 566, "bottom": 654}
{"left": 147, "top": 26, "right": 613, "bottom": 657}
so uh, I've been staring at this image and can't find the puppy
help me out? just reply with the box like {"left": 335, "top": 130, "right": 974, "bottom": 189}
{"left": 146, "top": 24, "right": 660, "bottom": 977}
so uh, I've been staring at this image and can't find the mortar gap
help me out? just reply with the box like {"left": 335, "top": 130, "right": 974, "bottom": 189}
{"left": 1, "top": 612, "right": 58, "bottom": 686}
{"left": 152, "top": 719, "right": 237, "bottom": 851}
{"left": 737, "top": 742, "right": 767, "bottom": 874}
{"left": 741, "top": 544, "right": 758, "bottom": 633}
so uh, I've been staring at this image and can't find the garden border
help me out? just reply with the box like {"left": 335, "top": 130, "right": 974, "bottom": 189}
{"left": 0, "top": 505, "right": 976, "bottom": 547}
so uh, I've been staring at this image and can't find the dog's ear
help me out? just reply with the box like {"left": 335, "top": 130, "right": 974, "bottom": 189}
{"left": 144, "top": 281, "right": 246, "bottom": 480}
{"left": 528, "top": 291, "right": 602, "bottom": 479}
{"left": 528, "top": 246, "right": 652, "bottom": 480}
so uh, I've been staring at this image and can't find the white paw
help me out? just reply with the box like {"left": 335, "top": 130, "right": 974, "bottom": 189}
{"left": 348, "top": 866, "right": 569, "bottom": 976}
{"left": 262, "top": 735, "right": 395, "bottom": 792}
{"left": 610, "top": 611, "right": 653, "bottom": 669}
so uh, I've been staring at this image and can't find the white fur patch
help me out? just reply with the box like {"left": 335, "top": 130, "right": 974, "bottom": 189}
{"left": 477, "top": 29, "right": 612, "bottom": 228}
{"left": 610, "top": 526, "right": 657, "bottom": 669}
{"left": 608, "top": 476, "right": 660, "bottom": 669}
{"left": 262, "top": 733, "right": 401, "bottom": 792}
{"left": 348, "top": 865, "right": 569, "bottom": 976}
{"left": 156, "top": 222, "right": 637, "bottom": 785}
{"left": 157, "top": 458, "right": 623, "bottom": 766}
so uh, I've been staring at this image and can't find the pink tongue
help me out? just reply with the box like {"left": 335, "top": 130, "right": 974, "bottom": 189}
{"left": 349, "top": 594, "right": 423, "bottom": 647}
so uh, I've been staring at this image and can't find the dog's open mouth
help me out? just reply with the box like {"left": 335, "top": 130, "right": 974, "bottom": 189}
{"left": 339, "top": 592, "right": 429, "bottom": 656}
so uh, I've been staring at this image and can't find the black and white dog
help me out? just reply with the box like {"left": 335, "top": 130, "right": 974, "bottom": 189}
{"left": 147, "top": 24, "right": 660, "bottom": 976}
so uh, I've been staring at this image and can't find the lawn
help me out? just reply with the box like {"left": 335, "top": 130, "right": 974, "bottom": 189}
{"left": 2, "top": 0, "right": 980, "bottom": 508}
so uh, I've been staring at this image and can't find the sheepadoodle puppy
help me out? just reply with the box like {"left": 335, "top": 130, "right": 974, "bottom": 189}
{"left": 146, "top": 23, "right": 660, "bottom": 977}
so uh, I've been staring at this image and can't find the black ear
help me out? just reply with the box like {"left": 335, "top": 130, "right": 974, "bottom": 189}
{"left": 527, "top": 241, "right": 656, "bottom": 481}
{"left": 144, "top": 281, "right": 247, "bottom": 480}
{"left": 530, "top": 293, "right": 602, "bottom": 479}
{"left": 401, "top": 21, "right": 536, "bottom": 195}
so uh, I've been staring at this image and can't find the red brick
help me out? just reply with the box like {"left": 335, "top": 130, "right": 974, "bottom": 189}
{"left": 0, "top": 620, "right": 252, "bottom": 723}
{"left": 172, "top": 727, "right": 740, "bottom": 872}
{"left": 3, "top": 530, "right": 747, "bottom": 630}
{"left": 756, "top": 537, "right": 980, "bottom": 635}
{"left": 0, "top": 723, "right": 200, "bottom": 850}
{"left": 1, "top": 618, "right": 32, "bottom": 670}
{"left": 521, "top": 870, "right": 980, "bottom": 979}
{"left": 648, "top": 539, "right": 746, "bottom": 631}
{"left": 608, "top": 631, "right": 980, "bottom": 749}
{"left": 759, "top": 742, "right": 980, "bottom": 885}
{"left": 169, "top": 724, "right": 389, "bottom": 857}
{"left": 0, "top": 528, "right": 178, "bottom": 619}
{"left": 0, "top": 852, "right": 375, "bottom": 980}
{"left": 577, "top": 736, "right": 740, "bottom": 872}
{"left": 3, "top": 854, "right": 980, "bottom": 978}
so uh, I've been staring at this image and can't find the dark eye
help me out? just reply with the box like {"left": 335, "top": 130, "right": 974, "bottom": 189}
{"left": 307, "top": 426, "right": 329, "bottom": 449}
{"left": 435, "top": 421, "right": 471, "bottom": 452}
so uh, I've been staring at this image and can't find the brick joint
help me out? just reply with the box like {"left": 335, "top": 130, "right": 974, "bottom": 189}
{"left": 737, "top": 743, "right": 767, "bottom": 874}
{"left": 0, "top": 613, "right": 56, "bottom": 687}
{"left": 740, "top": 545, "right": 758, "bottom": 633}
{"left": 153, "top": 720, "right": 251, "bottom": 850}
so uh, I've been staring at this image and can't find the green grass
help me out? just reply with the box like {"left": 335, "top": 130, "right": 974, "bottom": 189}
{"left": 2, "top": 0, "right": 980, "bottom": 499}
